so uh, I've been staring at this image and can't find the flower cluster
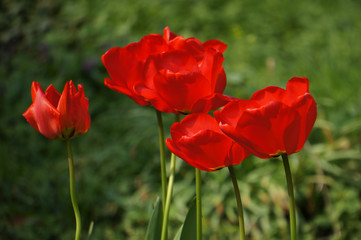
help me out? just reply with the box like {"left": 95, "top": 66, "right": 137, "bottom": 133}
{"left": 101, "top": 27, "right": 317, "bottom": 170}
{"left": 23, "top": 26, "right": 318, "bottom": 240}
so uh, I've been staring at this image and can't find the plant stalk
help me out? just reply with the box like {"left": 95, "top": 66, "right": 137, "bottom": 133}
{"left": 156, "top": 110, "right": 167, "bottom": 211}
{"left": 228, "top": 166, "right": 246, "bottom": 240}
{"left": 196, "top": 168, "right": 203, "bottom": 240}
{"left": 66, "top": 139, "right": 82, "bottom": 240}
{"left": 160, "top": 114, "right": 180, "bottom": 240}
{"left": 160, "top": 152, "right": 176, "bottom": 240}
{"left": 281, "top": 153, "right": 297, "bottom": 240}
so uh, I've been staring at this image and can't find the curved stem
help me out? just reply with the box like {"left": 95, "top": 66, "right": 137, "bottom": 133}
{"left": 281, "top": 154, "right": 297, "bottom": 240}
{"left": 156, "top": 110, "right": 167, "bottom": 211}
{"left": 161, "top": 114, "right": 180, "bottom": 240}
{"left": 228, "top": 166, "right": 246, "bottom": 240}
{"left": 66, "top": 140, "right": 82, "bottom": 240}
{"left": 196, "top": 168, "right": 202, "bottom": 240}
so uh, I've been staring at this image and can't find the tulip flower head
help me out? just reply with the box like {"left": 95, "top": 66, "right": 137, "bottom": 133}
{"left": 23, "top": 81, "right": 91, "bottom": 140}
{"left": 166, "top": 113, "right": 250, "bottom": 171}
{"left": 102, "top": 27, "right": 231, "bottom": 114}
{"left": 215, "top": 77, "right": 317, "bottom": 159}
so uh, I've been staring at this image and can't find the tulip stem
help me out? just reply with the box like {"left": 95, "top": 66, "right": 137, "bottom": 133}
{"left": 161, "top": 114, "right": 180, "bottom": 240}
{"left": 161, "top": 152, "right": 176, "bottom": 240}
{"left": 228, "top": 166, "right": 246, "bottom": 240}
{"left": 156, "top": 110, "right": 167, "bottom": 211}
{"left": 66, "top": 140, "right": 82, "bottom": 240}
{"left": 196, "top": 168, "right": 203, "bottom": 240}
{"left": 281, "top": 153, "right": 297, "bottom": 240}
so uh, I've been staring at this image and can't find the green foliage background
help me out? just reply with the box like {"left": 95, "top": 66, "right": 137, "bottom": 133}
{"left": 1, "top": 0, "right": 361, "bottom": 239}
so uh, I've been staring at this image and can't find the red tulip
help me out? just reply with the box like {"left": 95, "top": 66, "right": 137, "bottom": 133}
{"left": 214, "top": 77, "right": 317, "bottom": 159}
{"left": 102, "top": 27, "right": 231, "bottom": 114}
{"left": 23, "top": 81, "right": 91, "bottom": 140}
{"left": 166, "top": 113, "right": 250, "bottom": 171}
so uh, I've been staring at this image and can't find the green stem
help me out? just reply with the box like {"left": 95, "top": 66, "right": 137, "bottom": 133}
{"left": 196, "top": 168, "right": 202, "bottom": 240}
{"left": 161, "top": 152, "right": 176, "bottom": 240}
{"left": 66, "top": 140, "right": 82, "bottom": 240}
{"left": 156, "top": 110, "right": 167, "bottom": 211}
{"left": 228, "top": 166, "right": 246, "bottom": 240}
{"left": 160, "top": 114, "right": 180, "bottom": 240}
{"left": 281, "top": 153, "right": 297, "bottom": 240}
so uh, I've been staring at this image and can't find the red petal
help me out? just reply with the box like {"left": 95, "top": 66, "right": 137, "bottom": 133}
{"left": 33, "top": 89, "right": 61, "bottom": 139}
{"left": 57, "top": 81, "right": 73, "bottom": 130}
{"left": 174, "top": 113, "right": 222, "bottom": 137}
{"left": 102, "top": 47, "right": 148, "bottom": 105}
{"left": 251, "top": 86, "right": 286, "bottom": 105}
{"left": 134, "top": 83, "right": 175, "bottom": 113}
{"left": 203, "top": 40, "right": 227, "bottom": 53}
{"left": 23, "top": 104, "right": 40, "bottom": 132}
{"left": 289, "top": 93, "right": 317, "bottom": 153}
{"left": 199, "top": 49, "right": 225, "bottom": 92}
{"left": 153, "top": 51, "right": 199, "bottom": 73}
{"left": 153, "top": 70, "right": 211, "bottom": 113}
{"left": 214, "top": 69, "right": 227, "bottom": 93}
{"left": 163, "top": 26, "right": 178, "bottom": 42}
{"left": 57, "top": 82, "right": 91, "bottom": 138}
{"left": 44, "top": 84, "right": 61, "bottom": 108}
{"left": 191, "top": 93, "right": 231, "bottom": 113}
{"left": 184, "top": 38, "right": 204, "bottom": 62}
{"left": 137, "top": 34, "right": 168, "bottom": 60}
{"left": 286, "top": 77, "right": 309, "bottom": 97}
{"left": 31, "top": 82, "right": 43, "bottom": 102}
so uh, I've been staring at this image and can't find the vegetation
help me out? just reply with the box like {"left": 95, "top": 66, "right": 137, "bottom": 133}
{"left": 1, "top": 0, "right": 361, "bottom": 239}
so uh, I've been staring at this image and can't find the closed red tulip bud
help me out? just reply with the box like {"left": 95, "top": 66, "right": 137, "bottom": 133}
{"left": 23, "top": 81, "right": 91, "bottom": 140}
{"left": 215, "top": 77, "right": 317, "bottom": 159}
{"left": 166, "top": 113, "right": 250, "bottom": 171}
{"left": 102, "top": 27, "right": 231, "bottom": 114}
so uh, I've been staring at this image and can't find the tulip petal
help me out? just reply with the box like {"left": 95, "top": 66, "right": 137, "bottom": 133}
{"left": 191, "top": 93, "right": 231, "bottom": 113}
{"left": 203, "top": 40, "right": 227, "bottom": 53}
{"left": 23, "top": 105, "right": 40, "bottom": 132}
{"left": 199, "top": 49, "right": 225, "bottom": 92}
{"left": 31, "top": 82, "right": 43, "bottom": 102}
{"left": 286, "top": 77, "right": 310, "bottom": 98}
{"left": 102, "top": 46, "right": 149, "bottom": 106}
{"left": 138, "top": 34, "right": 168, "bottom": 60}
{"left": 251, "top": 86, "right": 286, "bottom": 105}
{"left": 33, "top": 90, "right": 61, "bottom": 139}
{"left": 153, "top": 71, "right": 211, "bottom": 113}
{"left": 291, "top": 93, "right": 317, "bottom": 153}
{"left": 44, "top": 84, "right": 61, "bottom": 108}
{"left": 163, "top": 26, "right": 178, "bottom": 42}
{"left": 184, "top": 38, "right": 204, "bottom": 62}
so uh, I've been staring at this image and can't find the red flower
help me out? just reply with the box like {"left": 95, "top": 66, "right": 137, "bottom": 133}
{"left": 166, "top": 113, "right": 250, "bottom": 171}
{"left": 23, "top": 81, "right": 91, "bottom": 140}
{"left": 102, "top": 27, "right": 231, "bottom": 114}
{"left": 214, "top": 77, "right": 317, "bottom": 159}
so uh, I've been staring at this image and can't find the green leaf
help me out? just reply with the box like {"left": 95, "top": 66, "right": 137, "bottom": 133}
{"left": 178, "top": 197, "right": 197, "bottom": 240}
{"left": 145, "top": 197, "right": 163, "bottom": 240}
{"left": 173, "top": 225, "right": 183, "bottom": 240}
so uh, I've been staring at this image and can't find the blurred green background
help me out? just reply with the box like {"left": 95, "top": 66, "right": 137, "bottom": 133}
{"left": 1, "top": 0, "right": 361, "bottom": 239}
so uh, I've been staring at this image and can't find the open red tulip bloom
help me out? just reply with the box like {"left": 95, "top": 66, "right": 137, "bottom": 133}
{"left": 23, "top": 81, "right": 91, "bottom": 140}
{"left": 102, "top": 26, "right": 231, "bottom": 114}
{"left": 215, "top": 77, "right": 317, "bottom": 159}
{"left": 166, "top": 113, "right": 250, "bottom": 171}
